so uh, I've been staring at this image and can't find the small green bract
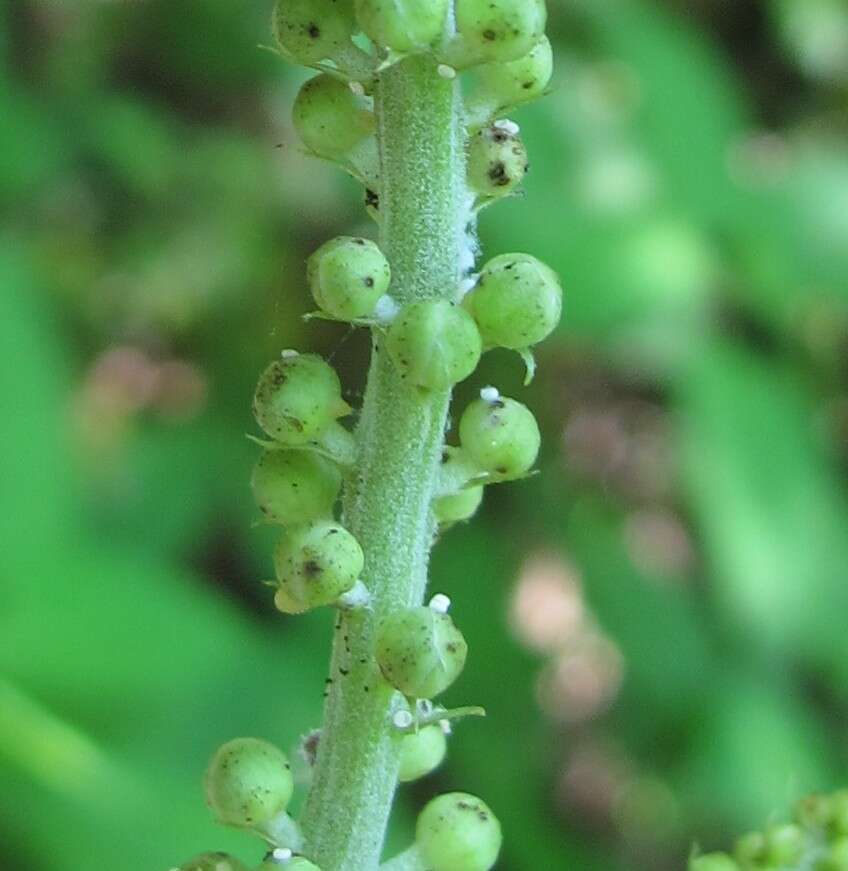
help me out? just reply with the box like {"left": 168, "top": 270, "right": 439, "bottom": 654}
{"left": 253, "top": 352, "right": 350, "bottom": 446}
{"left": 416, "top": 792, "right": 502, "bottom": 871}
{"left": 355, "top": 0, "right": 449, "bottom": 52}
{"left": 688, "top": 855, "right": 739, "bottom": 871}
{"left": 179, "top": 853, "right": 248, "bottom": 871}
{"left": 467, "top": 124, "right": 528, "bottom": 198}
{"left": 376, "top": 606, "right": 467, "bottom": 698}
{"left": 476, "top": 35, "right": 553, "bottom": 109}
{"left": 274, "top": 520, "right": 364, "bottom": 611}
{"left": 307, "top": 236, "right": 391, "bottom": 320}
{"left": 464, "top": 252, "right": 562, "bottom": 349}
{"left": 251, "top": 449, "right": 341, "bottom": 525}
{"left": 386, "top": 299, "right": 482, "bottom": 391}
{"left": 272, "top": 0, "right": 355, "bottom": 65}
{"left": 455, "top": 0, "right": 547, "bottom": 64}
{"left": 292, "top": 74, "right": 375, "bottom": 158}
{"left": 203, "top": 738, "right": 293, "bottom": 829}
{"left": 459, "top": 395, "right": 540, "bottom": 478}
{"left": 398, "top": 724, "right": 447, "bottom": 783}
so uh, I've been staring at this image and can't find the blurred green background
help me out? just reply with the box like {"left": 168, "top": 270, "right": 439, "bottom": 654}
{"left": 2, "top": 0, "right": 848, "bottom": 868}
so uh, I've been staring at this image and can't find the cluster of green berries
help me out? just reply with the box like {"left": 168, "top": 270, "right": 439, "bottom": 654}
{"left": 186, "top": 3, "right": 565, "bottom": 871}
{"left": 251, "top": 351, "right": 363, "bottom": 615}
{"left": 690, "top": 790, "right": 848, "bottom": 871}
{"left": 274, "top": 0, "right": 554, "bottom": 208}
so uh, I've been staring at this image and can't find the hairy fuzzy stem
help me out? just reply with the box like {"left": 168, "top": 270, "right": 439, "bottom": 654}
{"left": 299, "top": 55, "right": 468, "bottom": 871}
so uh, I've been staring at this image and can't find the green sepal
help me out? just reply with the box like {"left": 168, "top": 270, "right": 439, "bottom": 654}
{"left": 518, "top": 347, "right": 536, "bottom": 384}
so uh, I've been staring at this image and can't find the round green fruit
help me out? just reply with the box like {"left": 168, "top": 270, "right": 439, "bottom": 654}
{"left": 455, "top": 0, "right": 547, "bottom": 64}
{"left": 386, "top": 299, "right": 482, "bottom": 391}
{"left": 272, "top": 0, "right": 356, "bottom": 65}
{"left": 416, "top": 792, "right": 502, "bottom": 871}
{"left": 398, "top": 724, "right": 447, "bottom": 783}
{"left": 459, "top": 395, "right": 540, "bottom": 478}
{"left": 204, "top": 738, "right": 293, "bottom": 829}
{"left": 375, "top": 606, "right": 467, "bottom": 698}
{"left": 355, "top": 0, "right": 449, "bottom": 52}
{"left": 251, "top": 449, "right": 341, "bottom": 525}
{"left": 434, "top": 485, "right": 484, "bottom": 525}
{"left": 476, "top": 36, "right": 553, "bottom": 108}
{"left": 274, "top": 520, "right": 364, "bottom": 610}
{"left": 292, "top": 74, "right": 375, "bottom": 158}
{"left": 253, "top": 353, "right": 350, "bottom": 446}
{"left": 465, "top": 253, "right": 562, "bottom": 349}
{"left": 307, "top": 236, "right": 391, "bottom": 320}
{"left": 467, "top": 124, "right": 528, "bottom": 198}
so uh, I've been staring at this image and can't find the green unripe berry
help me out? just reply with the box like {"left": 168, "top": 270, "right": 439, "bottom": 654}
{"left": 251, "top": 449, "right": 341, "bottom": 525}
{"left": 688, "top": 855, "right": 739, "bottom": 871}
{"left": 764, "top": 823, "right": 804, "bottom": 864}
{"left": 467, "top": 124, "right": 528, "bottom": 198}
{"left": 376, "top": 606, "right": 467, "bottom": 698}
{"left": 476, "top": 36, "right": 553, "bottom": 108}
{"left": 398, "top": 724, "right": 447, "bottom": 783}
{"left": 355, "top": 0, "right": 449, "bottom": 52}
{"left": 416, "top": 792, "right": 502, "bottom": 871}
{"left": 274, "top": 520, "right": 364, "bottom": 610}
{"left": 465, "top": 253, "right": 562, "bottom": 349}
{"left": 292, "top": 74, "right": 375, "bottom": 159}
{"left": 272, "top": 0, "right": 355, "bottom": 65}
{"left": 179, "top": 853, "right": 249, "bottom": 871}
{"left": 253, "top": 353, "right": 350, "bottom": 446}
{"left": 204, "top": 738, "right": 293, "bottom": 829}
{"left": 386, "top": 299, "right": 482, "bottom": 391}
{"left": 455, "top": 0, "right": 547, "bottom": 64}
{"left": 459, "top": 395, "right": 540, "bottom": 478}
{"left": 434, "top": 485, "right": 484, "bottom": 525}
{"left": 307, "top": 236, "right": 391, "bottom": 320}
{"left": 734, "top": 831, "right": 766, "bottom": 865}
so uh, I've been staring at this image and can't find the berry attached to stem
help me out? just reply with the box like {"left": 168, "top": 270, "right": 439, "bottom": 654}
{"left": 459, "top": 393, "right": 540, "bottom": 479}
{"left": 251, "top": 449, "right": 341, "bottom": 525}
{"left": 464, "top": 253, "right": 562, "bottom": 350}
{"left": 292, "top": 74, "right": 375, "bottom": 159}
{"left": 398, "top": 724, "right": 448, "bottom": 783}
{"left": 386, "top": 299, "right": 482, "bottom": 391}
{"left": 466, "top": 123, "right": 528, "bottom": 199}
{"left": 253, "top": 353, "right": 350, "bottom": 446}
{"left": 433, "top": 484, "right": 484, "bottom": 525}
{"left": 415, "top": 792, "right": 502, "bottom": 871}
{"left": 204, "top": 738, "right": 294, "bottom": 829}
{"left": 274, "top": 520, "right": 364, "bottom": 610}
{"left": 272, "top": 0, "right": 356, "bottom": 66}
{"left": 354, "top": 0, "right": 449, "bottom": 53}
{"left": 307, "top": 236, "right": 391, "bottom": 320}
{"left": 375, "top": 605, "right": 468, "bottom": 698}
{"left": 475, "top": 36, "right": 554, "bottom": 110}
{"left": 454, "top": 0, "right": 547, "bottom": 64}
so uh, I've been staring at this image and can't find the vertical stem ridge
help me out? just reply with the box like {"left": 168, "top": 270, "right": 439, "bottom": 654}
{"left": 299, "top": 56, "right": 467, "bottom": 871}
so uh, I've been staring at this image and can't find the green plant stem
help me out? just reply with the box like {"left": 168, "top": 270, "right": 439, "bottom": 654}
{"left": 299, "top": 55, "right": 468, "bottom": 871}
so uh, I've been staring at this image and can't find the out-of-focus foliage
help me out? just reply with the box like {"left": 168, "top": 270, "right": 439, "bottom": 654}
{"left": 1, "top": 1, "right": 847, "bottom": 869}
